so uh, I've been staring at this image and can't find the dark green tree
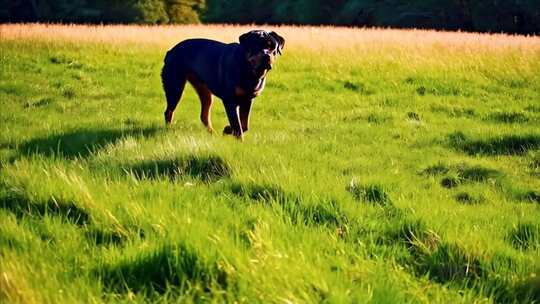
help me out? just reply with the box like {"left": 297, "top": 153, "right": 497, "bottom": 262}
{"left": 135, "top": 0, "right": 169, "bottom": 24}
{"left": 166, "top": 0, "right": 205, "bottom": 24}
{"left": 2, "top": 0, "right": 539, "bottom": 34}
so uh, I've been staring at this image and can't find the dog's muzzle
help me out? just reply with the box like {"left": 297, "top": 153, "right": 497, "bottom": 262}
{"left": 262, "top": 54, "right": 272, "bottom": 70}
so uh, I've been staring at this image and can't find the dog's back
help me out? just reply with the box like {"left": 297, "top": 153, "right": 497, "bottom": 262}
{"left": 165, "top": 39, "right": 227, "bottom": 67}
{"left": 164, "top": 39, "right": 244, "bottom": 99}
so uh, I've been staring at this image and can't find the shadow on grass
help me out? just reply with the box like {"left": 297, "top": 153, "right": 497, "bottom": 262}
{"left": 430, "top": 104, "right": 476, "bottom": 118}
{"left": 383, "top": 218, "right": 440, "bottom": 251}
{"left": 519, "top": 191, "right": 540, "bottom": 204}
{"left": 344, "top": 195, "right": 539, "bottom": 302}
{"left": 486, "top": 111, "right": 529, "bottom": 124}
{"left": 454, "top": 192, "right": 485, "bottom": 204}
{"left": 18, "top": 127, "right": 161, "bottom": 159}
{"left": 448, "top": 132, "right": 540, "bottom": 156}
{"left": 346, "top": 181, "right": 393, "bottom": 207}
{"left": 99, "top": 242, "right": 231, "bottom": 297}
{"left": 457, "top": 165, "right": 503, "bottom": 182}
{"left": 126, "top": 155, "right": 232, "bottom": 183}
{"left": 530, "top": 156, "right": 540, "bottom": 173}
{"left": 0, "top": 230, "right": 26, "bottom": 251}
{"left": 385, "top": 220, "right": 540, "bottom": 303}
{"left": 420, "top": 162, "right": 450, "bottom": 176}
{"left": 229, "top": 182, "right": 348, "bottom": 227}
{"left": 421, "top": 162, "right": 504, "bottom": 190}
{"left": 415, "top": 243, "right": 484, "bottom": 283}
{"left": 85, "top": 228, "right": 128, "bottom": 247}
{"left": 0, "top": 190, "right": 90, "bottom": 226}
{"left": 84, "top": 224, "right": 146, "bottom": 247}
{"left": 230, "top": 183, "right": 287, "bottom": 202}
{"left": 355, "top": 214, "right": 482, "bottom": 285}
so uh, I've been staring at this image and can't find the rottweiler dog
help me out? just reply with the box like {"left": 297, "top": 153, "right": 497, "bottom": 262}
{"left": 161, "top": 30, "right": 285, "bottom": 140}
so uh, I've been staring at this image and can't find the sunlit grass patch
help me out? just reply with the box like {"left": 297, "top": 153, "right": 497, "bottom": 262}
{"left": 507, "top": 223, "right": 540, "bottom": 250}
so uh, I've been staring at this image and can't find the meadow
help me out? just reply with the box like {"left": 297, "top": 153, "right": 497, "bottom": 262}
{"left": 1, "top": 24, "right": 540, "bottom": 303}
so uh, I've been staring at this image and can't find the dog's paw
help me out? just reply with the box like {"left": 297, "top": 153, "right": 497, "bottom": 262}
{"left": 223, "top": 125, "right": 233, "bottom": 135}
{"left": 223, "top": 126, "right": 243, "bottom": 141}
{"left": 164, "top": 110, "right": 174, "bottom": 125}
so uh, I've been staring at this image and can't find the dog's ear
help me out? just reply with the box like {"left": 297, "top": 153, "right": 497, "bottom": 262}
{"left": 239, "top": 31, "right": 260, "bottom": 49}
{"left": 269, "top": 31, "right": 285, "bottom": 55}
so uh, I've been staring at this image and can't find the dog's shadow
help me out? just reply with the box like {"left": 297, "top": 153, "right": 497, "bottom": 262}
{"left": 18, "top": 126, "right": 161, "bottom": 159}
{"left": 125, "top": 155, "right": 232, "bottom": 183}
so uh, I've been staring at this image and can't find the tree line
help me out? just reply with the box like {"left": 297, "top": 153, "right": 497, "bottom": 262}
{"left": 2, "top": 0, "right": 205, "bottom": 24}
{"left": 2, "top": 0, "right": 539, "bottom": 35}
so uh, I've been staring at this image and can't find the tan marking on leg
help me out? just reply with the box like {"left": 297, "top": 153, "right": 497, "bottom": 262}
{"left": 187, "top": 73, "right": 214, "bottom": 133}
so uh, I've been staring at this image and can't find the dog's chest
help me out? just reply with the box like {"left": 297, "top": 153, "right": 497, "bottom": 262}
{"left": 235, "top": 77, "right": 266, "bottom": 99}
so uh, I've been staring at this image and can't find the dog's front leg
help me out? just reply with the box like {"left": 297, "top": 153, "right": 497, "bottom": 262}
{"left": 239, "top": 99, "right": 252, "bottom": 132}
{"left": 223, "top": 102, "right": 243, "bottom": 140}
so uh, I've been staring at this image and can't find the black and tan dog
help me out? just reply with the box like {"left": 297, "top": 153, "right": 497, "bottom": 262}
{"left": 161, "top": 30, "right": 285, "bottom": 140}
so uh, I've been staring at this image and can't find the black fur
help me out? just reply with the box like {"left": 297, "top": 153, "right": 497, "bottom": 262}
{"left": 161, "top": 30, "right": 285, "bottom": 140}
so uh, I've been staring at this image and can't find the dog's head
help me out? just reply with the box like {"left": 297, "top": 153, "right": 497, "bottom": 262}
{"left": 239, "top": 30, "right": 285, "bottom": 76}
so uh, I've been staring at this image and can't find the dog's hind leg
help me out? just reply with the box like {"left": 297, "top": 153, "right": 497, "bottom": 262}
{"left": 186, "top": 73, "right": 214, "bottom": 133}
{"left": 162, "top": 66, "right": 187, "bottom": 125}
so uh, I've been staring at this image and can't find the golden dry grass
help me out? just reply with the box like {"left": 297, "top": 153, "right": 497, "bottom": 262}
{"left": 2, "top": 23, "right": 539, "bottom": 92}
{"left": 2, "top": 23, "right": 540, "bottom": 53}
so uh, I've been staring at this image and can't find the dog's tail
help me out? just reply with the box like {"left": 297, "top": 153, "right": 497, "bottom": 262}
{"left": 161, "top": 51, "right": 187, "bottom": 124}
{"left": 161, "top": 51, "right": 171, "bottom": 87}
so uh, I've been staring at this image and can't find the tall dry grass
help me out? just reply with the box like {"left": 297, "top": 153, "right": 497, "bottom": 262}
{"left": 2, "top": 23, "right": 540, "bottom": 53}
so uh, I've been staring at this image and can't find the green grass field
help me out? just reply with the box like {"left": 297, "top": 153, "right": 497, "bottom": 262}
{"left": 1, "top": 24, "right": 540, "bottom": 303}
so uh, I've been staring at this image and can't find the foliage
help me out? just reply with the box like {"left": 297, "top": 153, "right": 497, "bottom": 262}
{"left": 205, "top": 0, "right": 540, "bottom": 34}
{"left": 1, "top": 24, "right": 540, "bottom": 302}
{"left": 166, "top": 0, "right": 205, "bottom": 24}
{"left": 3, "top": 0, "right": 539, "bottom": 34}
{"left": 1, "top": 0, "right": 201, "bottom": 24}
{"left": 135, "top": 0, "right": 169, "bottom": 24}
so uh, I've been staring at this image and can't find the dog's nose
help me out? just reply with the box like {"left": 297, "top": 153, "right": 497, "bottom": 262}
{"left": 263, "top": 55, "right": 272, "bottom": 69}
